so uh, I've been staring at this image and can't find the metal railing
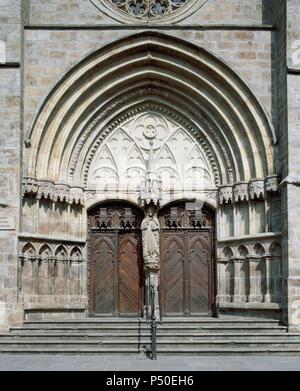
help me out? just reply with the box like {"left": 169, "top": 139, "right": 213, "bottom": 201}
{"left": 149, "top": 284, "right": 157, "bottom": 360}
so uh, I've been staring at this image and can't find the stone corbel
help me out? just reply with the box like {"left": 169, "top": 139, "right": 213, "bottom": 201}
{"left": 54, "top": 183, "right": 70, "bottom": 203}
{"left": 22, "top": 176, "right": 39, "bottom": 197}
{"left": 233, "top": 182, "right": 249, "bottom": 203}
{"left": 22, "top": 176, "right": 85, "bottom": 205}
{"left": 249, "top": 179, "right": 265, "bottom": 200}
{"left": 37, "top": 180, "right": 55, "bottom": 201}
{"left": 265, "top": 175, "right": 279, "bottom": 193}
{"left": 70, "top": 187, "right": 84, "bottom": 205}
{"left": 218, "top": 185, "right": 233, "bottom": 204}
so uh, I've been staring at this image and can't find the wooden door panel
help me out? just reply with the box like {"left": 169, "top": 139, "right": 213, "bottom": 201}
{"left": 160, "top": 229, "right": 212, "bottom": 317}
{"left": 92, "top": 236, "right": 115, "bottom": 315}
{"left": 161, "top": 234, "right": 184, "bottom": 316}
{"left": 188, "top": 235, "right": 209, "bottom": 314}
{"left": 119, "top": 233, "right": 142, "bottom": 316}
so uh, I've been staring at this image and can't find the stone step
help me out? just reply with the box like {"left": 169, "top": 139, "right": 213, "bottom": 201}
{"left": 11, "top": 325, "right": 287, "bottom": 334}
{"left": 0, "top": 346, "right": 300, "bottom": 356}
{"left": 22, "top": 318, "right": 282, "bottom": 328}
{"left": 4, "top": 332, "right": 299, "bottom": 341}
{"left": 0, "top": 338, "right": 300, "bottom": 350}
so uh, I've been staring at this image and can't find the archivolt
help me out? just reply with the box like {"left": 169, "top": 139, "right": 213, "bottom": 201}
{"left": 26, "top": 32, "right": 276, "bottom": 187}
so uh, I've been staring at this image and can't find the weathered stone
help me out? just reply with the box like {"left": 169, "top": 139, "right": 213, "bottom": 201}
{"left": 0, "top": 0, "right": 299, "bottom": 334}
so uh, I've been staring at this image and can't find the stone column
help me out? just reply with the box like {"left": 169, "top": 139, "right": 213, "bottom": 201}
{"left": 232, "top": 258, "right": 247, "bottom": 303}
{"left": 217, "top": 258, "right": 231, "bottom": 304}
{"left": 248, "top": 256, "right": 263, "bottom": 303}
{"left": 264, "top": 254, "right": 272, "bottom": 303}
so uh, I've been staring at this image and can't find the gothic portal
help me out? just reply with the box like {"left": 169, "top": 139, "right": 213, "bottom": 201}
{"left": 18, "top": 32, "right": 282, "bottom": 323}
{"left": 1, "top": 1, "right": 300, "bottom": 334}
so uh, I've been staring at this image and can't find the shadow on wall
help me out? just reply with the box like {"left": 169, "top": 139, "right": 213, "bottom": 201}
{"left": 262, "top": 0, "right": 273, "bottom": 24}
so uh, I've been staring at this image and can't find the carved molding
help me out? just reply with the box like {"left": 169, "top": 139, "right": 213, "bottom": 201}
{"left": 218, "top": 177, "right": 280, "bottom": 205}
{"left": 90, "top": 205, "right": 141, "bottom": 230}
{"left": 233, "top": 182, "right": 249, "bottom": 203}
{"left": 249, "top": 179, "right": 264, "bottom": 200}
{"left": 22, "top": 177, "right": 85, "bottom": 205}
{"left": 218, "top": 185, "right": 233, "bottom": 204}
{"left": 19, "top": 240, "right": 85, "bottom": 263}
{"left": 139, "top": 175, "right": 162, "bottom": 206}
{"left": 265, "top": 175, "right": 279, "bottom": 192}
{"left": 160, "top": 205, "right": 208, "bottom": 229}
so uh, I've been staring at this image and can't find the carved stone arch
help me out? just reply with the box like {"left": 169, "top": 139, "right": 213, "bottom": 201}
{"left": 38, "top": 243, "right": 53, "bottom": 258}
{"left": 269, "top": 241, "right": 282, "bottom": 256}
{"left": 26, "top": 32, "right": 276, "bottom": 189}
{"left": 253, "top": 242, "right": 266, "bottom": 256}
{"left": 70, "top": 246, "right": 83, "bottom": 260}
{"left": 22, "top": 242, "right": 36, "bottom": 256}
{"left": 54, "top": 245, "right": 68, "bottom": 260}
{"left": 222, "top": 246, "right": 233, "bottom": 259}
{"left": 238, "top": 244, "right": 249, "bottom": 258}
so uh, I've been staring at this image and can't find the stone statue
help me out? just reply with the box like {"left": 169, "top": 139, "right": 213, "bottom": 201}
{"left": 141, "top": 207, "right": 160, "bottom": 271}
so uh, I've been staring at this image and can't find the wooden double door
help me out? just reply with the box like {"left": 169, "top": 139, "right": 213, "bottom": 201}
{"left": 89, "top": 203, "right": 214, "bottom": 317}
{"left": 160, "top": 230, "right": 212, "bottom": 316}
{"left": 90, "top": 230, "right": 143, "bottom": 316}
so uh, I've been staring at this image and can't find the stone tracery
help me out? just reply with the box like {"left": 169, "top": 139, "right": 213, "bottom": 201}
{"left": 86, "top": 109, "right": 215, "bottom": 194}
{"left": 109, "top": 0, "right": 187, "bottom": 18}
{"left": 90, "top": 0, "right": 202, "bottom": 23}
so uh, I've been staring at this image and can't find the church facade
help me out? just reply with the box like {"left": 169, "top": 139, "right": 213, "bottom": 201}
{"left": 1, "top": 0, "right": 300, "bottom": 333}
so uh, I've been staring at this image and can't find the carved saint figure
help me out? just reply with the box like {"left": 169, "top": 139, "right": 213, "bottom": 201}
{"left": 141, "top": 207, "right": 160, "bottom": 270}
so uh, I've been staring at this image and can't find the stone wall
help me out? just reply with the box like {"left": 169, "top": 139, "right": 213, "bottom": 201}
{"left": 284, "top": 0, "right": 300, "bottom": 331}
{"left": 27, "top": 0, "right": 271, "bottom": 26}
{"left": 0, "top": 0, "right": 298, "bottom": 328}
{"left": 0, "top": 0, "right": 22, "bottom": 330}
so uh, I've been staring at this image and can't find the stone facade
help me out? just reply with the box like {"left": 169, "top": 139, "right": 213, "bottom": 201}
{"left": 0, "top": 0, "right": 299, "bottom": 331}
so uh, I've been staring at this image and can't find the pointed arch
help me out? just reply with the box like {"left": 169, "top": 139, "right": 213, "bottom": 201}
{"left": 22, "top": 242, "right": 36, "bottom": 256}
{"left": 25, "top": 32, "right": 276, "bottom": 190}
{"left": 38, "top": 243, "right": 53, "bottom": 257}
{"left": 254, "top": 242, "right": 265, "bottom": 256}
{"left": 222, "top": 246, "right": 233, "bottom": 259}
{"left": 238, "top": 244, "right": 249, "bottom": 258}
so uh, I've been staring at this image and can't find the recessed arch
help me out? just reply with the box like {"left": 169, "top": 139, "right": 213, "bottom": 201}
{"left": 22, "top": 242, "right": 36, "bottom": 256}
{"left": 25, "top": 32, "right": 276, "bottom": 190}
{"left": 254, "top": 242, "right": 266, "bottom": 256}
